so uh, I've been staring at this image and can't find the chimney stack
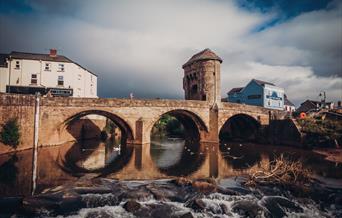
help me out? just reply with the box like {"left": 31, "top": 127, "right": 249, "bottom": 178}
{"left": 49, "top": 49, "right": 57, "bottom": 57}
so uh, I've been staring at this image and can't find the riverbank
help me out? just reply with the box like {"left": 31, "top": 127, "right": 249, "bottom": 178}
{"left": 313, "top": 148, "right": 342, "bottom": 163}
{"left": 0, "top": 177, "right": 341, "bottom": 217}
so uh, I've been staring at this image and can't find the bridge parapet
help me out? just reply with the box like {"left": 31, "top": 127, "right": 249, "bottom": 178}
{"left": 40, "top": 96, "right": 210, "bottom": 108}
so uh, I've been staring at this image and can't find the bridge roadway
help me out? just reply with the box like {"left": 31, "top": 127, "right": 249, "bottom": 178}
{"left": 0, "top": 93, "right": 284, "bottom": 152}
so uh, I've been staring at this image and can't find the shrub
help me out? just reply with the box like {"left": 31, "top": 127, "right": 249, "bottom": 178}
{"left": 297, "top": 117, "right": 342, "bottom": 147}
{"left": 0, "top": 118, "right": 20, "bottom": 148}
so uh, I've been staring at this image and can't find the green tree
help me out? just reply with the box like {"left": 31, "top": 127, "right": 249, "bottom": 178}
{"left": 0, "top": 118, "right": 20, "bottom": 148}
{"left": 152, "top": 114, "right": 185, "bottom": 137}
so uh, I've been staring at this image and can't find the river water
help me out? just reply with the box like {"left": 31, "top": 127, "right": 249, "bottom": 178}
{"left": 0, "top": 138, "right": 341, "bottom": 217}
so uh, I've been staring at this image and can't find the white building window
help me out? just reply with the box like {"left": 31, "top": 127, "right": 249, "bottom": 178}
{"left": 58, "top": 76, "right": 64, "bottom": 86}
{"left": 31, "top": 74, "right": 37, "bottom": 85}
{"left": 45, "top": 63, "right": 51, "bottom": 71}
{"left": 15, "top": 61, "right": 20, "bottom": 69}
{"left": 58, "top": 64, "right": 64, "bottom": 72}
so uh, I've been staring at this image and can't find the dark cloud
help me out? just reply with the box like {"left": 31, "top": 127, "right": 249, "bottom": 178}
{"left": 0, "top": 0, "right": 340, "bottom": 104}
{"left": 0, "top": 0, "right": 80, "bottom": 15}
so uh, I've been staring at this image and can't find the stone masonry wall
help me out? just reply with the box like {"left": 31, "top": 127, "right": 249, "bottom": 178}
{"left": 0, "top": 93, "right": 280, "bottom": 154}
{"left": 0, "top": 94, "right": 36, "bottom": 153}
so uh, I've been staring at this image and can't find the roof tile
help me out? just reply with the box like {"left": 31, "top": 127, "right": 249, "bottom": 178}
{"left": 183, "top": 48, "right": 222, "bottom": 68}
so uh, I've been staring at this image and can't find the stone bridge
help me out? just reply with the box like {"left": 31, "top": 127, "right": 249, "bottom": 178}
{"left": 0, "top": 93, "right": 284, "bottom": 152}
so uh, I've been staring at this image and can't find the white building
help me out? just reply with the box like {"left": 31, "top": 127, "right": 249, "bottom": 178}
{"left": 284, "top": 95, "right": 296, "bottom": 113}
{"left": 0, "top": 49, "right": 97, "bottom": 97}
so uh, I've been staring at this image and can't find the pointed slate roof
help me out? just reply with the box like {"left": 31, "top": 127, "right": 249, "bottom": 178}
{"left": 10, "top": 51, "right": 72, "bottom": 63}
{"left": 183, "top": 48, "right": 222, "bottom": 68}
{"left": 284, "top": 95, "right": 295, "bottom": 106}
{"left": 227, "top": 87, "right": 243, "bottom": 95}
{"left": 3, "top": 51, "right": 97, "bottom": 76}
{"left": 253, "top": 79, "right": 275, "bottom": 86}
{"left": 0, "top": 53, "right": 8, "bottom": 67}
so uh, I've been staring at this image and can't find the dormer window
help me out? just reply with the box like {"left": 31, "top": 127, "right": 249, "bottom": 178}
{"left": 45, "top": 63, "right": 51, "bottom": 71}
{"left": 15, "top": 61, "right": 20, "bottom": 69}
{"left": 58, "top": 64, "right": 64, "bottom": 72}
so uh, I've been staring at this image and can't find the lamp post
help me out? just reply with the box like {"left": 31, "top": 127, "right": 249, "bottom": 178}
{"left": 319, "top": 91, "right": 326, "bottom": 109}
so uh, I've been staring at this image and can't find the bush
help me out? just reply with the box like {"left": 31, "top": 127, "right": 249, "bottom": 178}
{"left": 297, "top": 117, "right": 342, "bottom": 147}
{"left": 0, "top": 118, "right": 20, "bottom": 148}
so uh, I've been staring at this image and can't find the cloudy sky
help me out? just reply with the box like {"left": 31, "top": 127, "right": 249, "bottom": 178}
{"left": 0, "top": 0, "right": 341, "bottom": 105}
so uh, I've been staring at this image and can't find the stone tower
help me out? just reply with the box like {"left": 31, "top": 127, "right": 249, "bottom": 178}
{"left": 182, "top": 48, "right": 222, "bottom": 104}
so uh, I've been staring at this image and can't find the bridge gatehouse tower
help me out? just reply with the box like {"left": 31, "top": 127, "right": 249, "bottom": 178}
{"left": 182, "top": 48, "right": 222, "bottom": 104}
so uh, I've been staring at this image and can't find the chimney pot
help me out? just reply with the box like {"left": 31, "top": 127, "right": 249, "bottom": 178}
{"left": 49, "top": 49, "right": 57, "bottom": 57}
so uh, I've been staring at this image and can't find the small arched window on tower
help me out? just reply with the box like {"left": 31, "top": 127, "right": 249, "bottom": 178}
{"left": 191, "top": 84, "right": 198, "bottom": 96}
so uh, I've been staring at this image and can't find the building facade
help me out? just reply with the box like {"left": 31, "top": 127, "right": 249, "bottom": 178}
{"left": 227, "top": 79, "right": 285, "bottom": 110}
{"left": 0, "top": 49, "right": 97, "bottom": 97}
{"left": 284, "top": 95, "right": 296, "bottom": 112}
{"left": 182, "top": 48, "right": 222, "bottom": 104}
{"left": 296, "top": 100, "right": 334, "bottom": 113}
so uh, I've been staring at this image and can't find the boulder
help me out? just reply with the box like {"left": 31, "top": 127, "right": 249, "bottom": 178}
{"left": 232, "top": 200, "right": 263, "bottom": 217}
{"left": 174, "top": 177, "right": 192, "bottom": 186}
{"left": 260, "top": 196, "right": 303, "bottom": 217}
{"left": 185, "top": 197, "right": 206, "bottom": 212}
{"left": 220, "top": 204, "right": 233, "bottom": 216}
{"left": 192, "top": 181, "right": 216, "bottom": 193}
{"left": 84, "top": 209, "right": 113, "bottom": 218}
{"left": 123, "top": 200, "right": 141, "bottom": 213}
{"left": 22, "top": 192, "right": 84, "bottom": 215}
{"left": 179, "top": 212, "right": 194, "bottom": 218}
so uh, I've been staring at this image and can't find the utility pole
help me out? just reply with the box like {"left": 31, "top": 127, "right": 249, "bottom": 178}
{"left": 31, "top": 92, "right": 40, "bottom": 195}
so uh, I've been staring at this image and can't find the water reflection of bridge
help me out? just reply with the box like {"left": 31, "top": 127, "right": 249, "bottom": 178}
{"left": 1, "top": 139, "right": 341, "bottom": 196}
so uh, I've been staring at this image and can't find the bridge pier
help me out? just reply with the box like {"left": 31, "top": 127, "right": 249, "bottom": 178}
{"left": 134, "top": 118, "right": 145, "bottom": 145}
{"left": 201, "top": 105, "right": 220, "bottom": 143}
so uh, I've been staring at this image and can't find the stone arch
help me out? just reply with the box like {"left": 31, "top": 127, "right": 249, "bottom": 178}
{"left": 148, "top": 109, "right": 208, "bottom": 141}
{"left": 219, "top": 113, "right": 261, "bottom": 141}
{"left": 61, "top": 110, "right": 134, "bottom": 144}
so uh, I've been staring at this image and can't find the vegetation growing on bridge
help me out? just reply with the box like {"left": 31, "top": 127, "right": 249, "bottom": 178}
{"left": 0, "top": 118, "right": 20, "bottom": 148}
{"left": 152, "top": 114, "right": 185, "bottom": 138}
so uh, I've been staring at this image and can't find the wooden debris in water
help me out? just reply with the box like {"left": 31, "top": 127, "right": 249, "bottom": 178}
{"left": 246, "top": 154, "right": 312, "bottom": 186}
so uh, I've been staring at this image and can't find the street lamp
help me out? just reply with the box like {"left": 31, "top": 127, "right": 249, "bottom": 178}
{"left": 319, "top": 91, "right": 326, "bottom": 109}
